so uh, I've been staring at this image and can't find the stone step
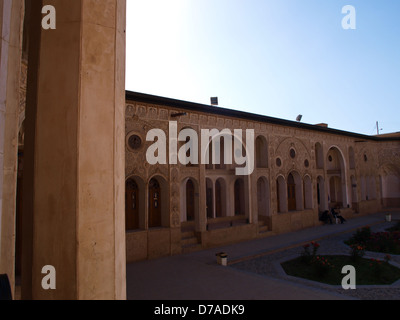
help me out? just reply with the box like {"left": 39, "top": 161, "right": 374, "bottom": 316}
{"left": 258, "top": 222, "right": 271, "bottom": 238}
{"left": 181, "top": 230, "right": 195, "bottom": 240}
{"left": 181, "top": 236, "right": 198, "bottom": 247}
{"left": 181, "top": 243, "right": 203, "bottom": 254}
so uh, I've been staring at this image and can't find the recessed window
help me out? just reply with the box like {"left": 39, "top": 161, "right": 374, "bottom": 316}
{"left": 276, "top": 158, "right": 282, "bottom": 167}
{"left": 289, "top": 148, "right": 296, "bottom": 159}
{"left": 328, "top": 155, "right": 333, "bottom": 162}
{"left": 128, "top": 134, "right": 142, "bottom": 150}
{"left": 304, "top": 159, "right": 309, "bottom": 168}
{"left": 364, "top": 154, "right": 368, "bottom": 162}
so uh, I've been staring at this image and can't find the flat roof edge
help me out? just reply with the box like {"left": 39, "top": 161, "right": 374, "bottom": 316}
{"left": 125, "top": 91, "right": 400, "bottom": 142}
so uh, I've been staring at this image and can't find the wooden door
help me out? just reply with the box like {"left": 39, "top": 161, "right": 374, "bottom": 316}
{"left": 149, "top": 179, "right": 161, "bottom": 228}
{"left": 126, "top": 179, "right": 139, "bottom": 230}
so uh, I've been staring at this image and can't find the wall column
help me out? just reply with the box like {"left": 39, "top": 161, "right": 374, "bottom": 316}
{"left": 0, "top": 0, "right": 24, "bottom": 297}
{"left": 22, "top": 0, "right": 126, "bottom": 300}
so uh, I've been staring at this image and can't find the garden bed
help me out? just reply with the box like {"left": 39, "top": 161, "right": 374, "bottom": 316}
{"left": 344, "top": 222, "right": 400, "bottom": 255}
{"left": 281, "top": 239, "right": 400, "bottom": 286}
{"left": 281, "top": 254, "right": 400, "bottom": 286}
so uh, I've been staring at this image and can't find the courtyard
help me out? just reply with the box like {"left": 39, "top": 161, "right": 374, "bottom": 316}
{"left": 127, "top": 211, "right": 400, "bottom": 300}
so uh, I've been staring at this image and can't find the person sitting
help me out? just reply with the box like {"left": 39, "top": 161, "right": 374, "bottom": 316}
{"left": 319, "top": 210, "right": 333, "bottom": 224}
{"left": 331, "top": 207, "right": 346, "bottom": 224}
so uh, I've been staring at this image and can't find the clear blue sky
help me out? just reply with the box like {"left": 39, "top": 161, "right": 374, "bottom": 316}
{"left": 126, "top": 0, "right": 400, "bottom": 136}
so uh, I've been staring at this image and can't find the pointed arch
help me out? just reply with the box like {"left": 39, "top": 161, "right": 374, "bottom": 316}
{"left": 125, "top": 176, "right": 145, "bottom": 231}
{"left": 276, "top": 175, "right": 287, "bottom": 213}
{"left": 379, "top": 164, "right": 400, "bottom": 208}
{"left": 303, "top": 175, "right": 313, "bottom": 209}
{"left": 288, "top": 171, "right": 303, "bottom": 211}
{"left": 180, "top": 177, "right": 199, "bottom": 223}
{"left": 257, "top": 176, "right": 270, "bottom": 216}
{"left": 234, "top": 178, "right": 245, "bottom": 216}
{"left": 215, "top": 178, "right": 227, "bottom": 217}
{"left": 326, "top": 146, "right": 348, "bottom": 208}
{"left": 126, "top": 178, "right": 139, "bottom": 230}
{"left": 148, "top": 175, "right": 169, "bottom": 228}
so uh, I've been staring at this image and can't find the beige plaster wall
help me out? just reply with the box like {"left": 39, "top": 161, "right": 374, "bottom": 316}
{"left": 201, "top": 224, "right": 258, "bottom": 248}
{"left": 126, "top": 231, "right": 147, "bottom": 262}
{"left": 0, "top": 0, "right": 24, "bottom": 296}
{"left": 124, "top": 98, "right": 400, "bottom": 261}
{"left": 126, "top": 228, "right": 182, "bottom": 263}
{"left": 21, "top": 0, "right": 126, "bottom": 300}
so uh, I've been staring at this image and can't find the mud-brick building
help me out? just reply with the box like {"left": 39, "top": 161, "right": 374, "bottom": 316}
{"left": 124, "top": 91, "right": 400, "bottom": 262}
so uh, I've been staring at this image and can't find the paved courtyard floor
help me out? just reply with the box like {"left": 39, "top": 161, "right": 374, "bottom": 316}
{"left": 127, "top": 211, "right": 400, "bottom": 300}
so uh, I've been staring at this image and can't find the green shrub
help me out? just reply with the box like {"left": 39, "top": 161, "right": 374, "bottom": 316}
{"left": 350, "top": 244, "right": 366, "bottom": 261}
{"left": 345, "top": 226, "right": 400, "bottom": 255}
{"left": 346, "top": 226, "right": 371, "bottom": 246}
{"left": 387, "top": 221, "right": 400, "bottom": 232}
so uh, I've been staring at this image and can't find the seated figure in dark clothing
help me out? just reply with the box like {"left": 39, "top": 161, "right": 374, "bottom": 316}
{"left": 319, "top": 210, "right": 333, "bottom": 224}
{"left": 331, "top": 207, "right": 346, "bottom": 224}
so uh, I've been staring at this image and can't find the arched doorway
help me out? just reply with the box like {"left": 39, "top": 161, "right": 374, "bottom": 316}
{"left": 287, "top": 171, "right": 302, "bottom": 211}
{"left": 379, "top": 164, "right": 400, "bottom": 208}
{"left": 326, "top": 146, "right": 348, "bottom": 208}
{"left": 234, "top": 178, "right": 245, "bottom": 216}
{"left": 149, "top": 178, "right": 162, "bottom": 228}
{"left": 329, "top": 176, "right": 342, "bottom": 205}
{"left": 215, "top": 178, "right": 227, "bottom": 217}
{"left": 287, "top": 173, "right": 296, "bottom": 211}
{"left": 206, "top": 178, "right": 214, "bottom": 218}
{"left": 181, "top": 177, "right": 199, "bottom": 224}
{"left": 317, "top": 176, "right": 327, "bottom": 211}
{"left": 257, "top": 177, "right": 270, "bottom": 217}
{"left": 126, "top": 178, "right": 140, "bottom": 230}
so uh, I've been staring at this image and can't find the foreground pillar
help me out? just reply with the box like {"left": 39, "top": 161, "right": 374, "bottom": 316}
{"left": 0, "top": 0, "right": 24, "bottom": 296}
{"left": 22, "top": 0, "right": 126, "bottom": 300}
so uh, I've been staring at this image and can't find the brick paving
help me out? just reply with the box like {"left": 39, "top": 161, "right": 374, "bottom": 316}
{"left": 127, "top": 211, "right": 400, "bottom": 300}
